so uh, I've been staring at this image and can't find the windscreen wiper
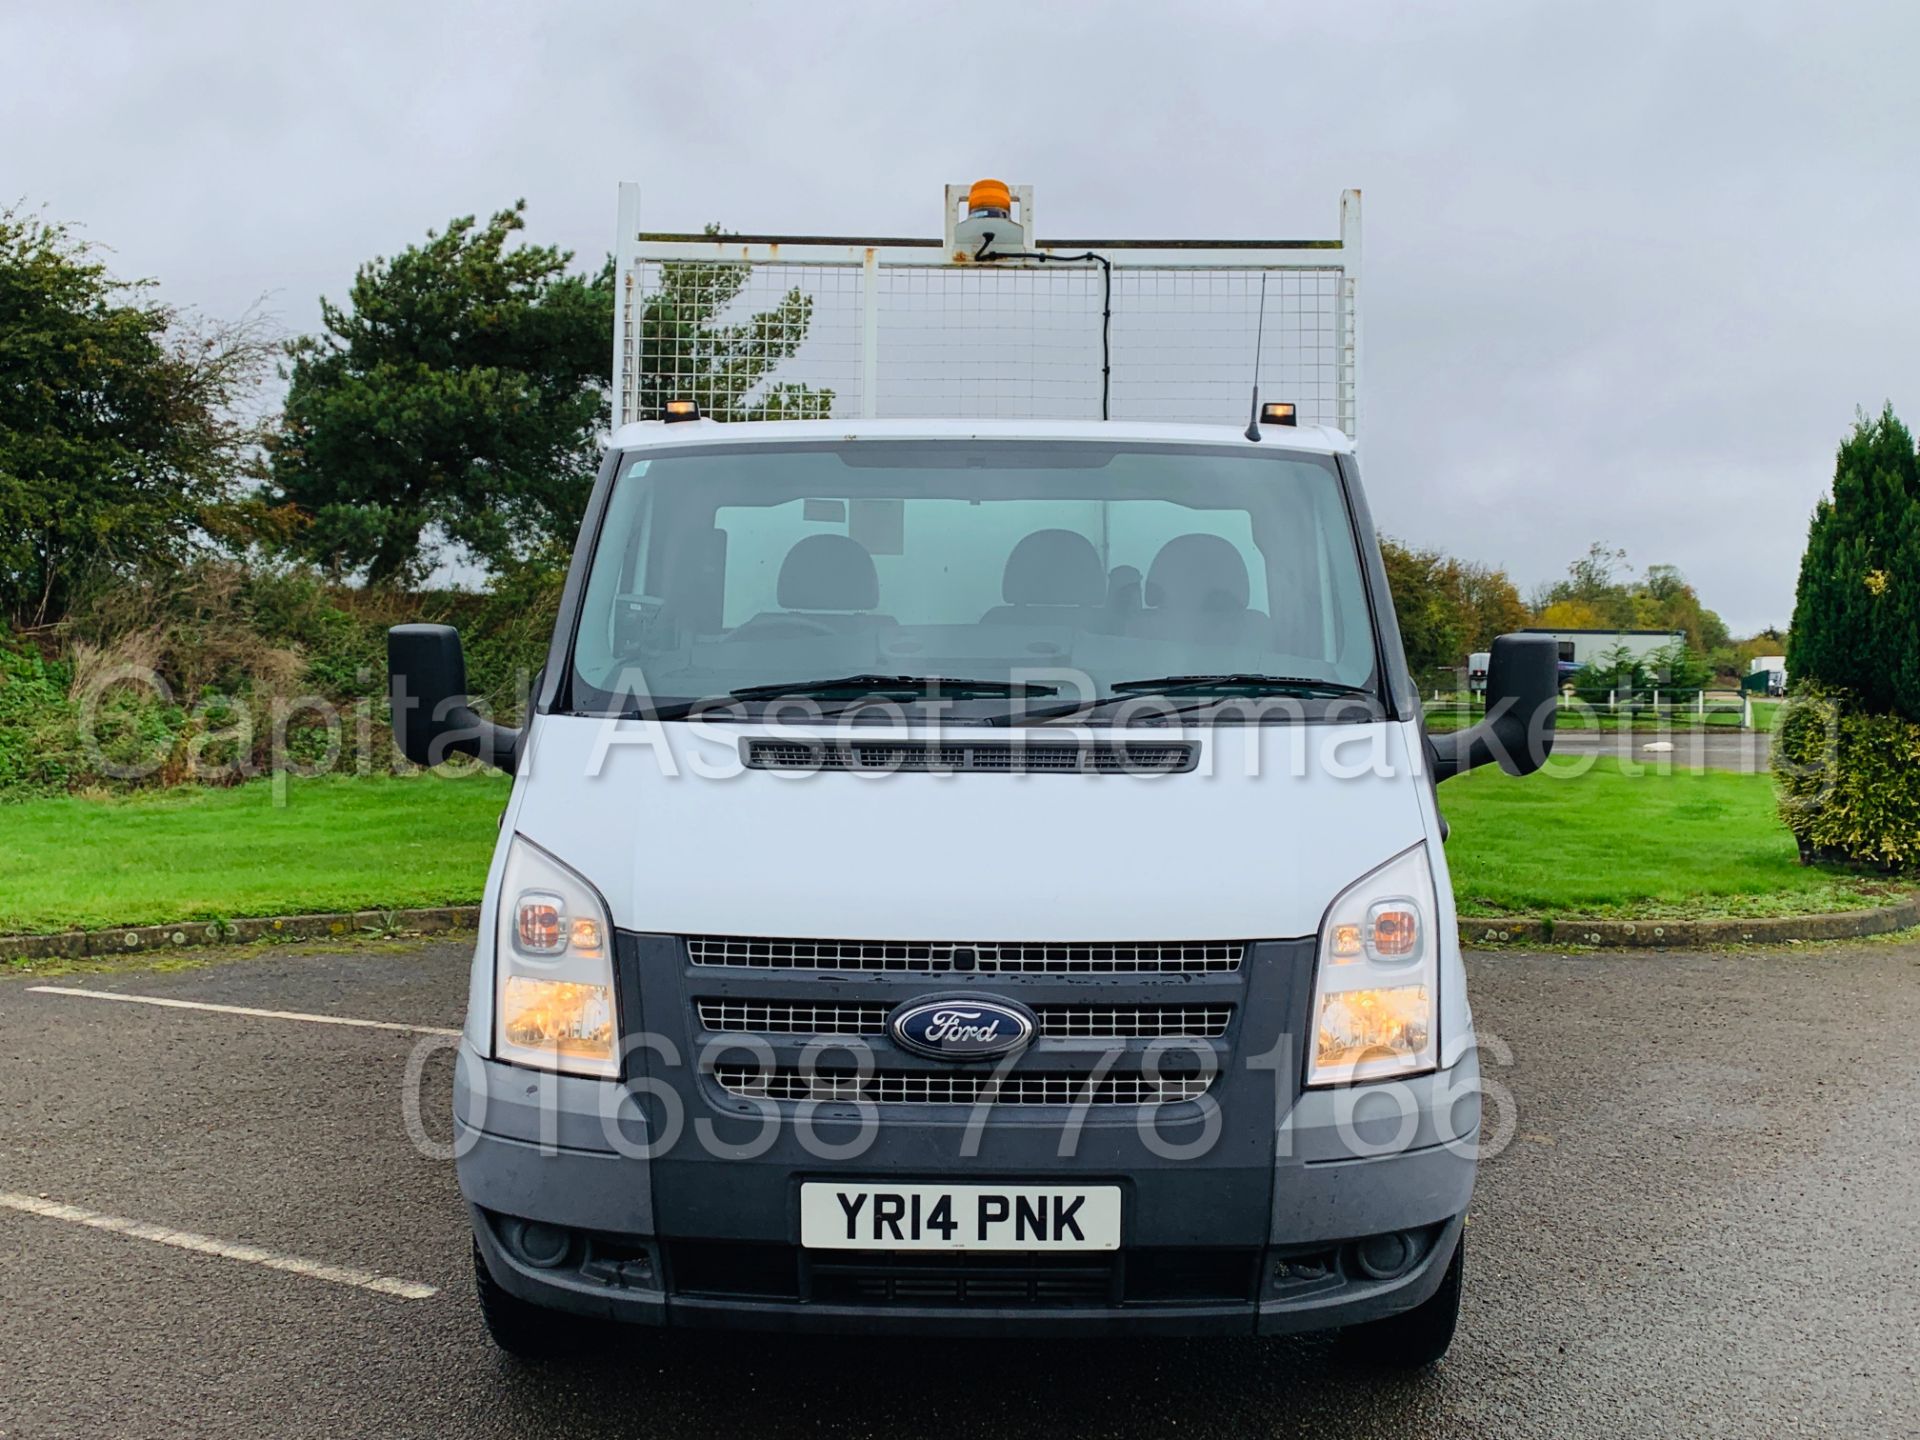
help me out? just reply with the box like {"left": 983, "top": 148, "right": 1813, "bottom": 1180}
{"left": 728, "top": 674, "right": 1061, "bottom": 702}
{"left": 987, "top": 673, "right": 1374, "bottom": 725}
{"left": 1108, "top": 673, "right": 1375, "bottom": 698}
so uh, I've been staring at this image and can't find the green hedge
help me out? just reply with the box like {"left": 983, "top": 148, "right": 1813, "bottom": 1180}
{"left": 0, "top": 559, "right": 563, "bottom": 801}
{"left": 1774, "top": 685, "right": 1920, "bottom": 870}
{"left": 0, "top": 644, "right": 82, "bottom": 797}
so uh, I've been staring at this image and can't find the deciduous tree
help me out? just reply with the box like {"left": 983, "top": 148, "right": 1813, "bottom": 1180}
{"left": 0, "top": 207, "right": 268, "bottom": 627}
{"left": 1380, "top": 538, "right": 1531, "bottom": 675}
{"left": 1534, "top": 598, "right": 1608, "bottom": 630}
{"left": 1533, "top": 543, "right": 1728, "bottom": 651}
{"left": 1450, "top": 560, "right": 1530, "bottom": 652}
{"left": 1379, "top": 538, "right": 1468, "bottom": 676}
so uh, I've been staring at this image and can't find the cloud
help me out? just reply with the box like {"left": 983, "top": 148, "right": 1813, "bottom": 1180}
{"left": 7, "top": 0, "right": 1915, "bottom": 631}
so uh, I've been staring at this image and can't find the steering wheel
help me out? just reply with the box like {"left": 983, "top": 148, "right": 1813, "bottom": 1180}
{"left": 728, "top": 614, "right": 841, "bottom": 640}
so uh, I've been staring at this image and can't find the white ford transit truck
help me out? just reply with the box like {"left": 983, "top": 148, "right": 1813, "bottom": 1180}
{"left": 389, "top": 182, "right": 1557, "bottom": 1366}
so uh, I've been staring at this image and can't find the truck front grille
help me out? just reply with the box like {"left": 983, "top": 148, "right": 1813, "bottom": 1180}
{"left": 697, "top": 999, "right": 891, "bottom": 1035}
{"left": 711, "top": 1065, "right": 1212, "bottom": 1106}
{"left": 696, "top": 999, "right": 1233, "bottom": 1040}
{"left": 686, "top": 936, "right": 1243, "bottom": 975}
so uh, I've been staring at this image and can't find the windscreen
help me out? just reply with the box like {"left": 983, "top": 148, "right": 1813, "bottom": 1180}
{"left": 569, "top": 440, "right": 1378, "bottom": 716}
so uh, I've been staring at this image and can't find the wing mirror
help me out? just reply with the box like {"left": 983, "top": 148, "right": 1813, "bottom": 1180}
{"left": 1429, "top": 633, "right": 1557, "bottom": 782}
{"left": 388, "top": 623, "right": 520, "bottom": 774}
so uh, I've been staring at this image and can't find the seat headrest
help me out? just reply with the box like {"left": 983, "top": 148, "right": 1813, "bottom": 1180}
{"left": 777, "top": 534, "right": 879, "bottom": 611}
{"left": 1002, "top": 529, "right": 1106, "bottom": 606}
{"left": 1145, "top": 533, "right": 1251, "bottom": 612}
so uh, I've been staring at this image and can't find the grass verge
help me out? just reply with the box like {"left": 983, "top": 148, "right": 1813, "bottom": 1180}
{"left": 1443, "top": 755, "right": 1902, "bottom": 919}
{"left": 0, "top": 756, "right": 1903, "bottom": 935}
{"left": 0, "top": 772, "right": 510, "bottom": 934}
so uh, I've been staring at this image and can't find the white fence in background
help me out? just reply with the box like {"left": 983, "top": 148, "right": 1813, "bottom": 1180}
{"left": 1421, "top": 689, "right": 1757, "bottom": 730}
{"left": 610, "top": 183, "right": 1361, "bottom": 435}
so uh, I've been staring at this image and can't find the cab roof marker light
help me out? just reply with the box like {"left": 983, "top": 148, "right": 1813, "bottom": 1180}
{"left": 662, "top": 399, "right": 701, "bottom": 423}
{"left": 1260, "top": 402, "right": 1298, "bottom": 427}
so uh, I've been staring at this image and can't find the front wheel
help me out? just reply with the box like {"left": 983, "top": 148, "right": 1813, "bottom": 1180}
{"left": 1337, "top": 1230, "right": 1464, "bottom": 1370}
{"left": 473, "top": 1243, "right": 604, "bottom": 1361}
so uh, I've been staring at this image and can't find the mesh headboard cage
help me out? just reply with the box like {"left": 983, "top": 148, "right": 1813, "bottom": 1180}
{"left": 612, "top": 183, "right": 1360, "bottom": 436}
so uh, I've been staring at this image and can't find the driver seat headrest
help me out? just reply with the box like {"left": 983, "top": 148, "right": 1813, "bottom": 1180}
{"left": 777, "top": 534, "right": 879, "bottom": 611}
{"left": 1145, "top": 533, "right": 1251, "bottom": 613}
{"left": 1002, "top": 529, "right": 1106, "bottom": 606}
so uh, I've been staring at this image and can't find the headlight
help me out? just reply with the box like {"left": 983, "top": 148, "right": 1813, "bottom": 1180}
{"left": 494, "top": 835, "right": 619, "bottom": 1078}
{"left": 1307, "top": 844, "right": 1439, "bottom": 1086}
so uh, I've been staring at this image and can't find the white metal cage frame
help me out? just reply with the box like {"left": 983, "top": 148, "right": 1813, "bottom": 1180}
{"left": 611, "top": 183, "right": 1360, "bottom": 437}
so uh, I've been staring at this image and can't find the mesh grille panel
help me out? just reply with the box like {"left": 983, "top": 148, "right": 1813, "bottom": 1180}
{"left": 1037, "top": 1006, "right": 1233, "bottom": 1040}
{"left": 628, "top": 259, "right": 864, "bottom": 422}
{"left": 686, "top": 937, "right": 1244, "bottom": 975}
{"left": 742, "top": 739, "right": 1197, "bottom": 775}
{"left": 622, "top": 251, "right": 1354, "bottom": 432}
{"left": 712, "top": 1066, "right": 1211, "bottom": 1106}
{"left": 696, "top": 1000, "right": 1233, "bottom": 1039}
{"left": 1108, "top": 267, "right": 1342, "bottom": 430}
{"left": 696, "top": 1000, "right": 892, "bottom": 1035}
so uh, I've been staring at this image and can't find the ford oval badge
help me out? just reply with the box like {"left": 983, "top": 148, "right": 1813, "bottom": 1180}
{"left": 889, "top": 996, "right": 1035, "bottom": 1062}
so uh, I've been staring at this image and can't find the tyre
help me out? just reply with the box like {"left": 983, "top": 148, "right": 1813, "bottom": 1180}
{"left": 1337, "top": 1230, "right": 1464, "bottom": 1370}
{"left": 472, "top": 1242, "right": 603, "bottom": 1361}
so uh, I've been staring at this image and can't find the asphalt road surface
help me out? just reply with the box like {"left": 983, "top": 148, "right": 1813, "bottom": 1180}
{"left": 2, "top": 936, "right": 1914, "bottom": 1438}
{"left": 1544, "top": 728, "right": 1774, "bottom": 774}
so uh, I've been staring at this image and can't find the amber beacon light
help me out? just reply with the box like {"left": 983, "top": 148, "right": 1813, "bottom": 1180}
{"left": 966, "top": 178, "right": 1013, "bottom": 217}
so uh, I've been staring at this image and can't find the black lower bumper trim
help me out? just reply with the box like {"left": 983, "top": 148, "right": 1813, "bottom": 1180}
{"left": 472, "top": 1207, "right": 1462, "bottom": 1339}
{"left": 664, "top": 1241, "right": 1260, "bottom": 1309}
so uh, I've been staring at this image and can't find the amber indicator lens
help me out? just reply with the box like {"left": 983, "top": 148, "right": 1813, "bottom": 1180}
{"left": 1368, "top": 907, "right": 1419, "bottom": 958}
{"left": 516, "top": 894, "right": 565, "bottom": 955}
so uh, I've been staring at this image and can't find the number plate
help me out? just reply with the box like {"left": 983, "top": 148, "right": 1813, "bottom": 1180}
{"left": 800, "top": 1182, "right": 1120, "bottom": 1251}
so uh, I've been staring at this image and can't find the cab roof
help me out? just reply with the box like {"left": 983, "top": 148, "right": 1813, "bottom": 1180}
{"left": 607, "top": 416, "right": 1355, "bottom": 457}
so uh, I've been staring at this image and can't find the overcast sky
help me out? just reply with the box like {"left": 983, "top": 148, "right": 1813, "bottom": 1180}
{"left": 8, "top": 0, "right": 1917, "bottom": 633}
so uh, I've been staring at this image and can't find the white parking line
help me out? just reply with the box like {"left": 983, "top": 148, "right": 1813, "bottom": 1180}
{"left": 0, "top": 1191, "right": 439, "bottom": 1300}
{"left": 25, "top": 986, "right": 459, "bottom": 1036}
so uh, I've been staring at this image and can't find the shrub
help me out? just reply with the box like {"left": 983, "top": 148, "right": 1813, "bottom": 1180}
{"left": 1572, "top": 643, "right": 1641, "bottom": 702}
{"left": 1774, "top": 686, "right": 1920, "bottom": 871}
{"left": 0, "top": 553, "right": 566, "bottom": 800}
{"left": 65, "top": 564, "right": 306, "bottom": 701}
{"left": 458, "top": 556, "right": 567, "bottom": 722}
{"left": 0, "top": 643, "right": 84, "bottom": 797}
{"left": 1786, "top": 407, "right": 1920, "bottom": 722}
{"left": 1646, "top": 639, "right": 1712, "bottom": 694}
{"left": 1777, "top": 409, "right": 1920, "bottom": 868}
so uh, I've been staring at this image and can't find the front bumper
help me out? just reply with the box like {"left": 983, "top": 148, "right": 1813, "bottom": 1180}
{"left": 454, "top": 1045, "right": 1479, "bottom": 1338}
